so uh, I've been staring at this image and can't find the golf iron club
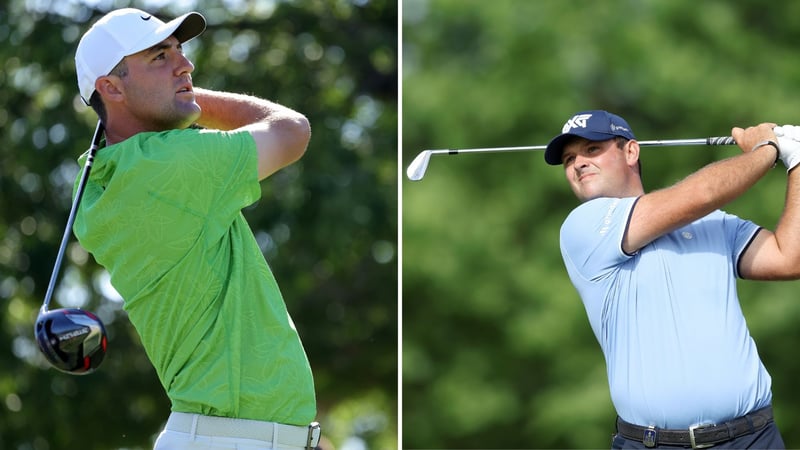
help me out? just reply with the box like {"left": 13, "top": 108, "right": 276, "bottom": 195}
{"left": 406, "top": 136, "right": 737, "bottom": 181}
{"left": 34, "top": 120, "right": 108, "bottom": 375}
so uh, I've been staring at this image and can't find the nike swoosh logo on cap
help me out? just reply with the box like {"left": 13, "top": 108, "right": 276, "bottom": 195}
{"left": 141, "top": 15, "right": 152, "bottom": 20}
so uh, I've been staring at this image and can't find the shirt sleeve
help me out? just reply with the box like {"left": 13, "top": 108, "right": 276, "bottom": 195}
{"left": 71, "top": 128, "right": 262, "bottom": 299}
{"left": 143, "top": 128, "right": 261, "bottom": 244}
{"left": 560, "top": 197, "right": 638, "bottom": 282}
{"left": 720, "top": 210, "right": 762, "bottom": 279}
{"left": 195, "top": 129, "right": 261, "bottom": 214}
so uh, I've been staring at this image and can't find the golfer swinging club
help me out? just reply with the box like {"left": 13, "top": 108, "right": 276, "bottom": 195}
{"left": 73, "top": 8, "right": 320, "bottom": 449}
{"left": 545, "top": 110, "right": 800, "bottom": 449}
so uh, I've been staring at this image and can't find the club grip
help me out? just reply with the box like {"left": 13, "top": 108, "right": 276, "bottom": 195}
{"left": 706, "top": 136, "right": 736, "bottom": 146}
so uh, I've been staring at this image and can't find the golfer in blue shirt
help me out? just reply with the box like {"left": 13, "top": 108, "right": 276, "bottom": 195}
{"left": 545, "top": 110, "right": 800, "bottom": 449}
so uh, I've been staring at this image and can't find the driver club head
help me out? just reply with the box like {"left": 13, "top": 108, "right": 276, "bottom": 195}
{"left": 35, "top": 308, "right": 107, "bottom": 375}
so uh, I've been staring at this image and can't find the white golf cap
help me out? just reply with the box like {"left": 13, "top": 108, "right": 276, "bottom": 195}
{"left": 75, "top": 8, "right": 206, "bottom": 103}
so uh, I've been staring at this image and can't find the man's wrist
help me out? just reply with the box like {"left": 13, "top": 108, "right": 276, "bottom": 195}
{"left": 751, "top": 140, "right": 780, "bottom": 167}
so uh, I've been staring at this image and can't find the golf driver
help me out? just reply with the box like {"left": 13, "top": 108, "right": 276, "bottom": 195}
{"left": 406, "top": 136, "right": 737, "bottom": 181}
{"left": 34, "top": 120, "right": 108, "bottom": 375}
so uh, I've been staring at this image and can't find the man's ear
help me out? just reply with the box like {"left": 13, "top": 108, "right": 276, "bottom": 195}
{"left": 625, "top": 140, "right": 641, "bottom": 167}
{"left": 94, "top": 76, "right": 124, "bottom": 103}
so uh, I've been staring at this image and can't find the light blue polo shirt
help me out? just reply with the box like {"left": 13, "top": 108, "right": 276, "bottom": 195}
{"left": 560, "top": 197, "right": 772, "bottom": 428}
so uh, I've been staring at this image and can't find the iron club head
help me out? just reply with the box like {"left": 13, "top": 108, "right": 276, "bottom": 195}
{"left": 406, "top": 150, "right": 433, "bottom": 181}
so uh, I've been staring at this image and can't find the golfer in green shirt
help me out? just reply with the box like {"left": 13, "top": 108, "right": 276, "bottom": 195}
{"left": 73, "top": 8, "right": 320, "bottom": 449}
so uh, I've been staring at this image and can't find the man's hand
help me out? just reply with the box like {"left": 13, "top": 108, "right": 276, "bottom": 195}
{"left": 732, "top": 123, "right": 777, "bottom": 154}
{"left": 774, "top": 125, "right": 800, "bottom": 173}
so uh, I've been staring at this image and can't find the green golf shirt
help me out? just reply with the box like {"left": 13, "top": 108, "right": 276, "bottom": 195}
{"left": 73, "top": 128, "right": 315, "bottom": 425}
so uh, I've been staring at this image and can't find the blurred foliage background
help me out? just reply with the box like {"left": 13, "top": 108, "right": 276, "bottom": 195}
{"left": 0, "top": 0, "right": 397, "bottom": 448}
{"left": 403, "top": 0, "right": 800, "bottom": 448}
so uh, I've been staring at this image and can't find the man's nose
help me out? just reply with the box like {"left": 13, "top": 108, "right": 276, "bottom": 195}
{"left": 175, "top": 53, "right": 195, "bottom": 76}
{"left": 573, "top": 153, "right": 589, "bottom": 169}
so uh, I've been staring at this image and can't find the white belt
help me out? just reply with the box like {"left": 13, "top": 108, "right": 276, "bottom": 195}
{"left": 165, "top": 412, "right": 321, "bottom": 448}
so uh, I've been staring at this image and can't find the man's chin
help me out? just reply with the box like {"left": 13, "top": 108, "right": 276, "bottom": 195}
{"left": 175, "top": 106, "right": 202, "bottom": 129}
{"left": 576, "top": 189, "right": 604, "bottom": 203}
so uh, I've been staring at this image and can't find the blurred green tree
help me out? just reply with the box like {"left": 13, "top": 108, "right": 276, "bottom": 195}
{"left": 0, "top": 0, "right": 397, "bottom": 448}
{"left": 403, "top": 0, "right": 800, "bottom": 448}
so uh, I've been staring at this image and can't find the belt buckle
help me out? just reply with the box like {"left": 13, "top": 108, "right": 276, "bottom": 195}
{"left": 688, "top": 423, "right": 715, "bottom": 449}
{"left": 306, "top": 421, "right": 321, "bottom": 449}
{"left": 642, "top": 426, "right": 657, "bottom": 448}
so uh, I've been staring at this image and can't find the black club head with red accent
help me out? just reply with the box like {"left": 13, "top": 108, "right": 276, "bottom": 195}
{"left": 35, "top": 308, "right": 107, "bottom": 375}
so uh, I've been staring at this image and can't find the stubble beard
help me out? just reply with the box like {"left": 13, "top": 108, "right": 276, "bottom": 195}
{"left": 148, "top": 98, "right": 202, "bottom": 131}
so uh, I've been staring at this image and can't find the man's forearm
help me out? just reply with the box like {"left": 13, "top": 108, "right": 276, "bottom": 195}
{"left": 773, "top": 169, "right": 800, "bottom": 257}
{"left": 193, "top": 87, "right": 303, "bottom": 130}
{"left": 192, "top": 87, "right": 311, "bottom": 180}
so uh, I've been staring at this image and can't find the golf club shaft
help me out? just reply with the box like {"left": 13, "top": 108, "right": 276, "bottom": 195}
{"left": 407, "top": 136, "right": 737, "bottom": 181}
{"left": 41, "top": 120, "right": 105, "bottom": 313}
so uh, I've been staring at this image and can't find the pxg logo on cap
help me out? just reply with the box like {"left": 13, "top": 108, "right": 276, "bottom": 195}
{"left": 562, "top": 113, "right": 594, "bottom": 134}
{"left": 562, "top": 111, "right": 632, "bottom": 137}
{"left": 544, "top": 110, "right": 635, "bottom": 165}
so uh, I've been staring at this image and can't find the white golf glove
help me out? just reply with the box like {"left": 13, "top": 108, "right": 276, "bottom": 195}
{"left": 773, "top": 125, "right": 800, "bottom": 172}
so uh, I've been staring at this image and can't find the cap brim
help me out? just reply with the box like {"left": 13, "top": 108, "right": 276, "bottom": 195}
{"left": 171, "top": 12, "right": 206, "bottom": 43}
{"left": 126, "top": 12, "right": 206, "bottom": 59}
{"left": 544, "top": 131, "right": 620, "bottom": 165}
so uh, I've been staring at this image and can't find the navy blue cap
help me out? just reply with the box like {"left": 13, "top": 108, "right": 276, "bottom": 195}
{"left": 545, "top": 110, "right": 636, "bottom": 165}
